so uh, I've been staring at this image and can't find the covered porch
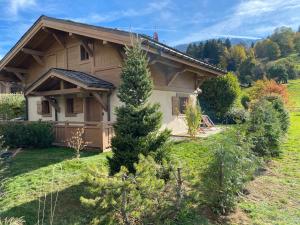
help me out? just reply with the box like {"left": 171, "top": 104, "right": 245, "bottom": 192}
{"left": 25, "top": 68, "right": 115, "bottom": 151}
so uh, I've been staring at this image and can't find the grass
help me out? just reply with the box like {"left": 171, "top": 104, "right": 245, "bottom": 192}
{"left": 232, "top": 79, "right": 300, "bottom": 225}
{"left": 1, "top": 80, "right": 300, "bottom": 224}
{"left": 0, "top": 128, "right": 238, "bottom": 224}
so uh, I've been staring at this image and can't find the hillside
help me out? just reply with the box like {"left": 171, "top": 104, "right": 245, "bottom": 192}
{"left": 175, "top": 37, "right": 260, "bottom": 52}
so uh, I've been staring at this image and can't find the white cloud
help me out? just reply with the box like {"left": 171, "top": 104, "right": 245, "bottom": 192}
{"left": 171, "top": 0, "right": 300, "bottom": 45}
{"left": 71, "top": 0, "right": 171, "bottom": 24}
{"left": 7, "top": 0, "right": 36, "bottom": 16}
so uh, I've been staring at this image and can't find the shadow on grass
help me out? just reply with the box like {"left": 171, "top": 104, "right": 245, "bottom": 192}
{"left": 1, "top": 182, "right": 94, "bottom": 225}
{"left": 6, "top": 147, "right": 99, "bottom": 178}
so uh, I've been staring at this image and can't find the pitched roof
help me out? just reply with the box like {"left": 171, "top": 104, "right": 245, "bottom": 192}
{"left": 51, "top": 68, "right": 114, "bottom": 89}
{"left": 0, "top": 15, "right": 226, "bottom": 76}
{"left": 25, "top": 68, "right": 114, "bottom": 95}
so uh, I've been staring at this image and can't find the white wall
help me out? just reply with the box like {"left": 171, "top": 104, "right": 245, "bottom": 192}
{"left": 109, "top": 89, "right": 195, "bottom": 135}
{"left": 28, "top": 96, "right": 84, "bottom": 122}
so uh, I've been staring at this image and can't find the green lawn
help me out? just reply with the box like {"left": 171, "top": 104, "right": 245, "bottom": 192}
{"left": 1, "top": 80, "right": 300, "bottom": 224}
{"left": 1, "top": 132, "right": 232, "bottom": 224}
{"left": 234, "top": 79, "right": 300, "bottom": 225}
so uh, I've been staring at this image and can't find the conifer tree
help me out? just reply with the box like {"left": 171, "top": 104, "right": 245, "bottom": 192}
{"left": 108, "top": 40, "right": 170, "bottom": 174}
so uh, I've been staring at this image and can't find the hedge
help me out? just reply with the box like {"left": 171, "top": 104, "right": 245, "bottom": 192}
{"left": 0, "top": 121, "right": 54, "bottom": 148}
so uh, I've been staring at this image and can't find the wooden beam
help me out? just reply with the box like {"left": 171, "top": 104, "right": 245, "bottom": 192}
{"left": 22, "top": 48, "right": 45, "bottom": 56}
{"left": 43, "top": 27, "right": 65, "bottom": 48}
{"left": 0, "top": 73, "right": 18, "bottom": 82}
{"left": 167, "top": 69, "right": 186, "bottom": 86}
{"left": 32, "top": 88, "right": 82, "bottom": 96}
{"left": 32, "top": 55, "right": 44, "bottom": 66}
{"left": 13, "top": 72, "right": 25, "bottom": 82}
{"left": 4, "top": 67, "right": 28, "bottom": 74}
{"left": 92, "top": 92, "right": 107, "bottom": 111}
{"left": 44, "top": 96, "right": 60, "bottom": 112}
{"left": 79, "top": 39, "right": 93, "bottom": 57}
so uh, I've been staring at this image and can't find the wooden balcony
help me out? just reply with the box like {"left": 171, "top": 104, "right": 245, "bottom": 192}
{"left": 53, "top": 121, "right": 114, "bottom": 151}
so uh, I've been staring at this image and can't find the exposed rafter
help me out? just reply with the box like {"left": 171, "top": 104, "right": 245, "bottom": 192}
{"left": 43, "top": 27, "right": 66, "bottom": 48}
{"left": 21, "top": 48, "right": 45, "bottom": 66}
{"left": 4, "top": 67, "right": 28, "bottom": 74}
{"left": 92, "top": 92, "right": 107, "bottom": 111}
{"left": 31, "top": 88, "right": 82, "bottom": 96}
{"left": 70, "top": 33, "right": 93, "bottom": 57}
{"left": 167, "top": 68, "right": 187, "bottom": 86}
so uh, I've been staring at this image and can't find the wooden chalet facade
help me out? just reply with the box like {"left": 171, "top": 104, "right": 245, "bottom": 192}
{"left": 0, "top": 16, "right": 226, "bottom": 150}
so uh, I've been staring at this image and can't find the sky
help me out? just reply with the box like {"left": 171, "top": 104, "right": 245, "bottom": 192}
{"left": 1, "top": 0, "right": 300, "bottom": 59}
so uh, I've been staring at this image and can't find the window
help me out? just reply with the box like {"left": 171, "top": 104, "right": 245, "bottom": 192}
{"left": 80, "top": 45, "right": 89, "bottom": 61}
{"left": 42, "top": 100, "right": 51, "bottom": 115}
{"left": 66, "top": 98, "right": 75, "bottom": 116}
{"left": 179, "top": 97, "right": 188, "bottom": 114}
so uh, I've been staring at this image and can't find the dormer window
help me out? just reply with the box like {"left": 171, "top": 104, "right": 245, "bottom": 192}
{"left": 80, "top": 45, "right": 89, "bottom": 61}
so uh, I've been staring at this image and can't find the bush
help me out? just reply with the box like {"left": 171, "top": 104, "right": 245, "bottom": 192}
{"left": 247, "top": 99, "right": 282, "bottom": 157}
{"left": 0, "top": 122, "right": 54, "bottom": 148}
{"left": 223, "top": 108, "right": 249, "bottom": 124}
{"left": 264, "top": 96, "right": 290, "bottom": 133}
{"left": 201, "top": 131, "right": 257, "bottom": 215}
{"left": 241, "top": 95, "right": 250, "bottom": 110}
{"left": 0, "top": 218, "right": 25, "bottom": 225}
{"left": 0, "top": 94, "right": 25, "bottom": 120}
{"left": 199, "top": 73, "right": 240, "bottom": 122}
{"left": 184, "top": 97, "right": 202, "bottom": 138}
{"left": 249, "top": 79, "right": 289, "bottom": 104}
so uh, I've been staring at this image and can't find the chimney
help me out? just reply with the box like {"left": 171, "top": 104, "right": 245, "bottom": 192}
{"left": 153, "top": 32, "right": 159, "bottom": 41}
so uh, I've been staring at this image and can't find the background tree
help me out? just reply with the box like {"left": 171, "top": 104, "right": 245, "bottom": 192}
{"left": 108, "top": 41, "right": 170, "bottom": 174}
{"left": 294, "top": 32, "right": 300, "bottom": 55}
{"left": 227, "top": 45, "right": 247, "bottom": 71}
{"left": 270, "top": 26, "right": 294, "bottom": 57}
{"left": 238, "top": 54, "right": 257, "bottom": 85}
{"left": 199, "top": 73, "right": 240, "bottom": 122}
{"left": 254, "top": 39, "right": 281, "bottom": 60}
{"left": 267, "top": 64, "right": 289, "bottom": 83}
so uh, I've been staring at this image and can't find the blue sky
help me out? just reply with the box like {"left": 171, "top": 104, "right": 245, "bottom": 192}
{"left": 1, "top": 0, "right": 300, "bottom": 59}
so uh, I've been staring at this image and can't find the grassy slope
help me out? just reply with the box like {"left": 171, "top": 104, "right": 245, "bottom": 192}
{"left": 235, "top": 79, "right": 300, "bottom": 225}
{"left": 1, "top": 133, "right": 234, "bottom": 225}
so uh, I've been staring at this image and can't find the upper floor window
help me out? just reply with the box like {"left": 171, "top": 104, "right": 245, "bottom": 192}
{"left": 80, "top": 45, "right": 89, "bottom": 61}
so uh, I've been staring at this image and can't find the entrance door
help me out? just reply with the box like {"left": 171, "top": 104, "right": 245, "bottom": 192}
{"left": 85, "top": 97, "right": 103, "bottom": 122}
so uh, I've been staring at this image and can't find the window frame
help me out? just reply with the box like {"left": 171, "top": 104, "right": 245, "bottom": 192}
{"left": 41, "top": 100, "right": 52, "bottom": 117}
{"left": 178, "top": 96, "right": 189, "bottom": 115}
{"left": 65, "top": 97, "right": 76, "bottom": 117}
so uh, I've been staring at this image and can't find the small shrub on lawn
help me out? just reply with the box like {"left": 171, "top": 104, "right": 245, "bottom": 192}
{"left": 201, "top": 131, "right": 257, "bottom": 215}
{"left": 264, "top": 95, "right": 290, "bottom": 133}
{"left": 0, "top": 122, "right": 54, "bottom": 148}
{"left": 223, "top": 108, "right": 249, "bottom": 124}
{"left": 184, "top": 97, "right": 202, "bottom": 138}
{"left": 0, "top": 94, "right": 25, "bottom": 120}
{"left": 199, "top": 72, "right": 241, "bottom": 122}
{"left": 82, "top": 155, "right": 186, "bottom": 225}
{"left": 247, "top": 99, "right": 282, "bottom": 157}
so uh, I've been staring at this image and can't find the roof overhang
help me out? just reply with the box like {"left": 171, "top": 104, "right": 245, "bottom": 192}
{"left": 25, "top": 68, "right": 114, "bottom": 96}
{"left": 0, "top": 16, "right": 226, "bottom": 80}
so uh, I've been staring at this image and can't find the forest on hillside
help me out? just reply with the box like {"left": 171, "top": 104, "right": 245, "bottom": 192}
{"left": 186, "top": 26, "right": 300, "bottom": 85}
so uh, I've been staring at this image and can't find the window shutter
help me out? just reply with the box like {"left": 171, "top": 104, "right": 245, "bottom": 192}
{"left": 74, "top": 97, "right": 83, "bottom": 113}
{"left": 172, "top": 96, "right": 179, "bottom": 115}
{"left": 37, "top": 101, "right": 42, "bottom": 115}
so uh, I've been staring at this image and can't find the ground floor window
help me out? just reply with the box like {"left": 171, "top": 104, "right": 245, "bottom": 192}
{"left": 66, "top": 98, "right": 75, "bottom": 116}
{"left": 41, "top": 100, "right": 51, "bottom": 116}
{"left": 179, "top": 96, "right": 188, "bottom": 114}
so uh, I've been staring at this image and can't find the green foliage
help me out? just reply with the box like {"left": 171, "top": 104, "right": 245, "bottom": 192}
{"left": 0, "top": 94, "right": 25, "bottom": 120}
{"left": 82, "top": 155, "right": 183, "bottom": 225}
{"left": 294, "top": 33, "right": 300, "bottom": 55}
{"left": 267, "top": 63, "right": 289, "bottom": 83}
{"left": 201, "top": 131, "right": 258, "bottom": 215}
{"left": 227, "top": 45, "right": 247, "bottom": 71}
{"left": 223, "top": 108, "right": 249, "bottom": 124}
{"left": 264, "top": 96, "right": 290, "bottom": 133}
{"left": 270, "top": 27, "right": 294, "bottom": 57}
{"left": 108, "top": 42, "right": 170, "bottom": 174}
{"left": 241, "top": 94, "right": 251, "bottom": 110}
{"left": 184, "top": 97, "right": 202, "bottom": 138}
{"left": 0, "top": 122, "right": 54, "bottom": 148}
{"left": 238, "top": 56, "right": 257, "bottom": 84}
{"left": 247, "top": 99, "right": 282, "bottom": 157}
{"left": 0, "top": 218, "right": 25, "bottom": 225}
{"left": 199, "top": 73, "right": 241, "bottom": 122}
{"left": 254, "top": 39, "right": 281, "bottom": 60}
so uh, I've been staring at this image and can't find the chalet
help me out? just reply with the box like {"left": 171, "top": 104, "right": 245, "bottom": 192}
{"left": 0, "top": 16, "right": 226, "bottom": 150}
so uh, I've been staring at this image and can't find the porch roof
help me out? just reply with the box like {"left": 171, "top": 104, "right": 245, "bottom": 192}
{"left": 25, "top": 68, "right": 114, "bottom": 95}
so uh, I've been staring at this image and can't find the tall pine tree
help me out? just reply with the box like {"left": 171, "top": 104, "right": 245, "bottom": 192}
{"left": 108, "top": 41, "right": 171, "bottom": 174}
